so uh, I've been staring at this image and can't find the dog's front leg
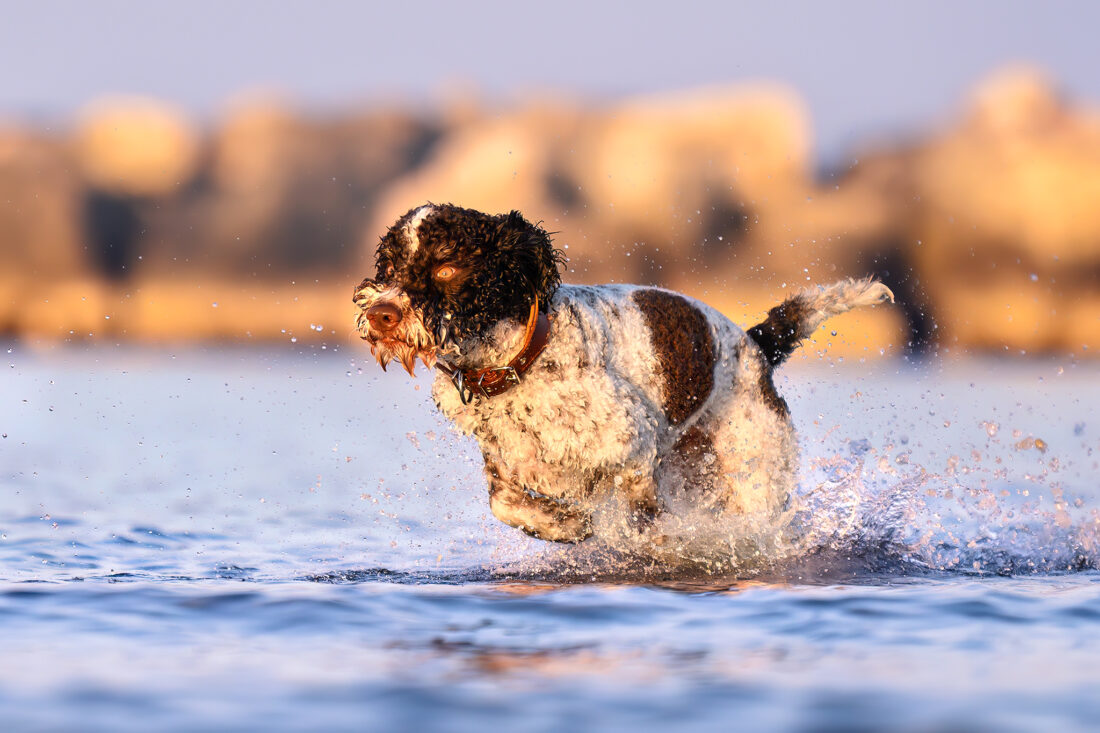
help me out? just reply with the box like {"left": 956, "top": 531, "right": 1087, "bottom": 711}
{"left": 483, "top": 461, "right": 592, "bottom": 543}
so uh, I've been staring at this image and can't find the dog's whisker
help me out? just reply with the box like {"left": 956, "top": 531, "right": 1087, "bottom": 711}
{"left": 398, "top": 346, "right": 417, "bottom": 376}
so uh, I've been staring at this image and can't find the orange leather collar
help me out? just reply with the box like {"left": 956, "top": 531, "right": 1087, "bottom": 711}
{"left": 440, "top": 296, "right": 551, "bottom": 403}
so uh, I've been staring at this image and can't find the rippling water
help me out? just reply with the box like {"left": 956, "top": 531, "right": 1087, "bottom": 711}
{"left": 2, "top": 344, "right": 1098, "bottom": 732}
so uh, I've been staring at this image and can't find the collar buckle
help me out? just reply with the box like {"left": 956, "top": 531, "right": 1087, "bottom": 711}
{"left": 449, "top": 368, "right": 475, "bottom": 405}
{"left": 475, "top": 366, "right": 520, "bottom": 397}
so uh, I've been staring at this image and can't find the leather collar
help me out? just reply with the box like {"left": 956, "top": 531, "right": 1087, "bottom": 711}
{"left": 438, "top": 296, "right": 551, "bottom": 404}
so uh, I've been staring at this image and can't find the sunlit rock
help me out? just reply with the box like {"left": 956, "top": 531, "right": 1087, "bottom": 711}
{"left": 369, "top": 84, "right": 811, "bottom": 286}
{"left": 573, "top": 84, "right": 810, "bottom": 239}
{"left": 74, "top": 96, "right": 201, "bottom": 197}
{"left": 0, "top": 126, "right": 88, "bottom": 336}
{"left": 909, "top": 66, "right": 1100, "bottom": 352}
{"left": 1, "top": 70, "right": 1096, "bottom": 354}
{"left": 370, "top": 98, "right": 585, "bottom": 235}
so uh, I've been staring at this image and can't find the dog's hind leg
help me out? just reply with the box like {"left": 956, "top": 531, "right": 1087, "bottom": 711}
{"left": 748, "top": 277, "right": 894, "bottom": 368}
{"left": 483, "top": 459, "right": 592, "bottom": 543}
{"left": 711, "top": 277, "right": 891, "bottom": 518}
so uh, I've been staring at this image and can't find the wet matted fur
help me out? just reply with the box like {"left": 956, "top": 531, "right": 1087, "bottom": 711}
{"left": 354, "top": 203, "right": 894, "bottom": 543}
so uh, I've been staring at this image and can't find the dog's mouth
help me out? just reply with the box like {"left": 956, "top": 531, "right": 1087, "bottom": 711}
{"left": 355, "top": 310, "right": 438, "bottom": 376}
{"left": 370, "top": 336, "right": 437, "bottom": 376}
{"left": 354, "top": 286, "right": 453, "bottom": 377}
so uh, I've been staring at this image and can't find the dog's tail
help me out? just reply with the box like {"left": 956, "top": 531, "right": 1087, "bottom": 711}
{"left": 747, "top": 277, "right": 895, "bottom": 368}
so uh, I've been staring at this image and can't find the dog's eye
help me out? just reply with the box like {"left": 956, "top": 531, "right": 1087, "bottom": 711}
{"left": 381, "top": 264, "right": 395, "bottom": 279}
{"left": 434, "top": 265, "right": 458, "bottom": 281}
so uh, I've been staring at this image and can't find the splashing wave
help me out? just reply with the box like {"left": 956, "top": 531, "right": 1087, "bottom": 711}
{"left": 489, "top": 433, "right": 1100, "bottom": 586}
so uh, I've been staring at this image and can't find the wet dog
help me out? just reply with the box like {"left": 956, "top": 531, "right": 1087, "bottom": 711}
{"left": 354, "top": 204, "right": 894, "bottom": 543}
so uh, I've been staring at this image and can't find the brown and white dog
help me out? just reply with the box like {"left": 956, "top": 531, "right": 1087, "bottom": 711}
{"left": 354, "top": 204, "right": 894, "bottom": 543}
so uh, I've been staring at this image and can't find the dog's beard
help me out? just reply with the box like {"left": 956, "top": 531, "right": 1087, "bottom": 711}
{"left": 372, "top": 336, "right": 436, "bottom": 375}
{"left": 356, "top": 306, "right": 439, "bottom": 376}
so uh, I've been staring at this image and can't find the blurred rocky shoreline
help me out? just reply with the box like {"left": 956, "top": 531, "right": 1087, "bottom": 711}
{"left": 2, "top": 66, "right": 1097, "bottom": 358}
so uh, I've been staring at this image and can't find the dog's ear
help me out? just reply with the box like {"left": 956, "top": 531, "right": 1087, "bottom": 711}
{"left": 494, "top": 210, "right": 565, "bottom": 312}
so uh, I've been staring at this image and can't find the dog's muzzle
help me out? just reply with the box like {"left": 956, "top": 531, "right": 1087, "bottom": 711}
{"left": 354, "top": 286, "right": 438, "bottom": 376}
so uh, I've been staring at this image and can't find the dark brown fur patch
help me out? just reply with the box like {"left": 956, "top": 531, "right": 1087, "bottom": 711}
{"left": 482, "top": 455, "right": 502, "bottom": 484}
{"left": 632, "top": 289, "right": 716, "bottom": 425}
{"left": 747, "top": 295, "right": 812, "bottom": 367}
{"left": 758, "top": 369, "right": 790, "bottom": 417}
{"left": 671, "top": 424, "right": 714, "bottom": 462}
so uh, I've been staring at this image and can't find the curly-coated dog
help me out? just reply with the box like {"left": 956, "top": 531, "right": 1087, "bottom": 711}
{"left": 354, "top": 204, "right": 894, "bottom": 543}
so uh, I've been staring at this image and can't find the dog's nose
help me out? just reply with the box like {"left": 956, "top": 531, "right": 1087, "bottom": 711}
{"left": 365, "top": 302, "right": 403, "bottom": 332}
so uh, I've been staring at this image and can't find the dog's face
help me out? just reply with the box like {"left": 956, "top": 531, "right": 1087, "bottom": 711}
{"left": 353, "top": 204, "right": 563, "bottom": 374}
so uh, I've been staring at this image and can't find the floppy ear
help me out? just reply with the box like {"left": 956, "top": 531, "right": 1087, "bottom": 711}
{"left": 494, "top": 210, "right": 565, "bottom": 312}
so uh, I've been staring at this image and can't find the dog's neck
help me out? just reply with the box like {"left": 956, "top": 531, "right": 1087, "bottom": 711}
{"left": 444, "top": 316, "right": 530, "bottom": 371}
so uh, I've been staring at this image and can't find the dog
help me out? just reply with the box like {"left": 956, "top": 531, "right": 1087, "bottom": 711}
{"left": 354, "top": 203, "right": 894, "bottom": 543}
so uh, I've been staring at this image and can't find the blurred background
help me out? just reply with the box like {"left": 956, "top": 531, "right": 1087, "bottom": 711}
{"left": 1, "top": 0, "right": 1097, "bottom": 359}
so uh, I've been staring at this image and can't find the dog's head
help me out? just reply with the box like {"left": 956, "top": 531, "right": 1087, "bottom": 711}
{"left": 353, "top": 204, "right": 564, "bottom": 374}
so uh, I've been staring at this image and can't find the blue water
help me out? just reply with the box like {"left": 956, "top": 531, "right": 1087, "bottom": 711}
{"left": 2, "top": 345, "right": 1099, "bottom": 732}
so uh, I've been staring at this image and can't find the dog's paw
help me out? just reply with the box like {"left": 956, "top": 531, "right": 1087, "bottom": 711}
{"left": 521, "top": 509, "right": 593, "bottom": 544}
{"left": 552, "top": 506, "right": 593, "bottom": 543}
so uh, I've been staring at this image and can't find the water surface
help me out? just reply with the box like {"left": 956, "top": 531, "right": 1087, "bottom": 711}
{"left": 2, "top": 345, "right": 1098, "bottom": 731}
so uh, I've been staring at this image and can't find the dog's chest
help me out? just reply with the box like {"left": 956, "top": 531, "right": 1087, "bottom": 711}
{"left": 431, "top": 286, "right": 668, "bottom": 470}
{"left": 432, "top": 349, "right": 633, "bottom": 468}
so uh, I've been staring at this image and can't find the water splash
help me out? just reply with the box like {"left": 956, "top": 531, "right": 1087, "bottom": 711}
{"left": 490, "top": 422, "right": 1100, "bottom": 585}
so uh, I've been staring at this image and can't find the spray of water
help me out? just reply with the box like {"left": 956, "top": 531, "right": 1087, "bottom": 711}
{"left": 494, "top": 415, "right": 1100, "bottom": 585}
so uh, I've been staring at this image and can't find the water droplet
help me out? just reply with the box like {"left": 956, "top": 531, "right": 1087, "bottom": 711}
{"left": 848, "top": 438, "right": 871, "bottom": 456}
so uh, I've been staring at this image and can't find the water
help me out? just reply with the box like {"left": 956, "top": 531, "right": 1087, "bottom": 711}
{"left": 2, "top": 344, "right": 1099, "bottom": 732}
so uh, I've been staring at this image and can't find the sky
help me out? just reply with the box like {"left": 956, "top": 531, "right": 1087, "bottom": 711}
{"left": 1, "top": 0, "right": 1096, "bottom": 158}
